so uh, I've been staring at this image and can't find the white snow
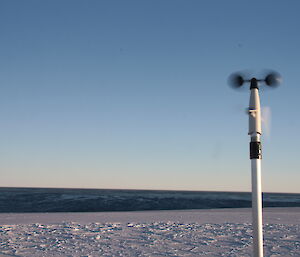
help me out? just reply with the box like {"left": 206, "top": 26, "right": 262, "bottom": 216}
{"left": 0, "top": 208, "right": 299, "bottom": 256}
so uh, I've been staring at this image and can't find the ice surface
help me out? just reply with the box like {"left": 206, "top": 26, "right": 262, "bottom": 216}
{"left": 0, "top": 208, "right": 299, "bottom": 256}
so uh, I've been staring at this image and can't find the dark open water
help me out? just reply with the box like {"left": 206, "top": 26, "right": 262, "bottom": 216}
{"left": 0, "top": 187, "right": 299, "bottom": 213}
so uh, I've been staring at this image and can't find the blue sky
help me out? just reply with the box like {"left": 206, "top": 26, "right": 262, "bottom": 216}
{"left": 0, "top": 1, "right": 299, "bottom": 192}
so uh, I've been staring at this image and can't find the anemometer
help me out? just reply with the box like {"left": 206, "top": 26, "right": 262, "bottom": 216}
{"left": 229, "top": 71, "right": 281, "bottom": 257}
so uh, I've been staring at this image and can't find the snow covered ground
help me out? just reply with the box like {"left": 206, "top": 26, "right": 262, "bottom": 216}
{"left": 0, "top": 208, "right": 299, "bottom": 256}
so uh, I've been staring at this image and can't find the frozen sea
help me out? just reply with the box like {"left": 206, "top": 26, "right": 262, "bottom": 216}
{"left": 1, "top": 187, "right": 299, "bottom": 212}
{"left": 0, "top": 208, "right": 299, "bottom": 256}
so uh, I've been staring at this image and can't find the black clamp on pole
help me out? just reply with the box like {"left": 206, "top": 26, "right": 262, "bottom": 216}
{"left": 250, "top": 141, "right": 262, "bottom": 159}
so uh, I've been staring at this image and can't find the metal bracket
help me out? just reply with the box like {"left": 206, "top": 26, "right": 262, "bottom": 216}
{"left": 250, "top": 142, "right": 262, "bottom": 159}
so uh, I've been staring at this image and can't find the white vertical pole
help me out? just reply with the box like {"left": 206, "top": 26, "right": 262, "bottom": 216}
{"left": 251, "top": 158, "right": 263, "bottom": 257}
{"left": 229, "top": 72, "right": 281, "bottom": 257}
{"left": 248, "top": 85, "right": 263, "bottom": 257}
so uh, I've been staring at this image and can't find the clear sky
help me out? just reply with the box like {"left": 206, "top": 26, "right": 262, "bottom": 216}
{"left": 0, "top": 0, "right": 299, "bottom": 193}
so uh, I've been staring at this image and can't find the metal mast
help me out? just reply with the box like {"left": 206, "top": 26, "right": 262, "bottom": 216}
{"left": 228, "top": 71, "right": 281, "bottom": 257}
{"left": 248, "top": 78, "right": 263, "bottom": 257}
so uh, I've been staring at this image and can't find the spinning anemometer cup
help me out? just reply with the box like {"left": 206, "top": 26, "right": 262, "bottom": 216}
{"left": 228, "top": 71, "right": 282, "bottom": 90}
